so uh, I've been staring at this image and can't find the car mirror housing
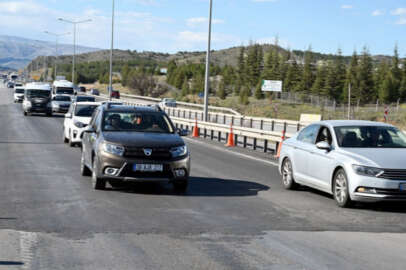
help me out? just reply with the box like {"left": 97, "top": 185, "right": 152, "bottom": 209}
{"left": 177, "top": 129, "right": 190, "bottom": 137}
{"left": 83, "top": 126, "right": 96, "bottom": 133}
{"left": 65, "top": 113, "right": 72, "bottom": 118}
{"left": 316, "top": 141, "right": 331, "bottom": 151}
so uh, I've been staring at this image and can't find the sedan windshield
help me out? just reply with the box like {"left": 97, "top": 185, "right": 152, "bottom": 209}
{"left": 102, "top": 111, "right": 174, "bottom": 133}
{"left": 335, "top": 126, "right": 406, "bottom": 148}
{"left": 54, "top": 96, "right": 71, "bottom": 101}
{"left": 75, "top": 105, "right": 99, "bottom": 117}
{"left": 15, "top": 88, "right": 24, "bottom": 94}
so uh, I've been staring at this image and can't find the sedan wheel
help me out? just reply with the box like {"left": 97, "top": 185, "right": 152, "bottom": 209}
{"left": 333, "top": 169, "right": 352, "bottom": 208}
{"left": 92, "top": 159, "right": 106, "bottom": 190}
{"left": 282, "top": 158, "right": 297, "bottom": 190}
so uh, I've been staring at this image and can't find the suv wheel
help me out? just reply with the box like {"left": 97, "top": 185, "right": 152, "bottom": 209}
{"left": 80, "top": 153, "right": 91, "bottom": 176}
{"left": 333, "top": 169, "right": 352, "bottom": 208}
{"left": 92, "top": 159, "right": 106, "bottom": 190}
{"left": 281, "top": 158, "right": 298, "bottom": 190}
{"left": 173, "top": 179, "right": 188, "bottom": 192}
{"left": 63, "top": 128, "right": 68, "bottom": 143}
{"left": 68, "top": 132, "right": 75, "bottom": 147}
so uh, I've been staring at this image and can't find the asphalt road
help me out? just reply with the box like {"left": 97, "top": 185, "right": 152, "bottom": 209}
{"left": 1, "top": 85, "right": 406, "bottom": 270}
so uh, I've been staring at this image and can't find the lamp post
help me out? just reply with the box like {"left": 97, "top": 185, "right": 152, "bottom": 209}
{"left": 44, "top": 31, "right": 70, "bottom": 80}
{"left": 58, "top": 18, "right": 92, "bottom": 84}
{"left": 203, "top": 0, "right": 213, "bottom": 122}
{"left": 109, "top": 0, "right": 115, "bottom": 101}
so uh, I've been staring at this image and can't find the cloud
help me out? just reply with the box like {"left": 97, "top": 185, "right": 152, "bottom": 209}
{"left": 395, "top": 18, "right": 406, "bottom": 25}
{"left": 186, "top": 17, "right": 224, "bottom": 27}
{"left": 372, "top": 10, "right": 384, "bottom": 16}
{"left": 341, "top": 5, "right": 353, "bottom": 9}
{"left": 391, "top": 8, "right": 406, "bottom": 15}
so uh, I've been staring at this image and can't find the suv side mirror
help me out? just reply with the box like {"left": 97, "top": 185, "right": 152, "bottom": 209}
{"left": 177, "top": 129, "right": 190, "bottom": 137}
{"left": 316, "top": 141, "right": 331, "bottom": 151}
{"left": 65, "top": 113, "right": 72, "bottom": 118}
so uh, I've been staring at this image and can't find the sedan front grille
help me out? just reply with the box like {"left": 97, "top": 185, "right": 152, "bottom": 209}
{"left": 378, "top": 169, "right": 406, "bottom": 180}
{"left": 124, "top": 146, "right": 172, "bottom": 160}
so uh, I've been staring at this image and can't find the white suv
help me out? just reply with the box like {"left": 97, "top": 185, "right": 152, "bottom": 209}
{"left": 63, "top": 102, "right": 100, "bottom": 147}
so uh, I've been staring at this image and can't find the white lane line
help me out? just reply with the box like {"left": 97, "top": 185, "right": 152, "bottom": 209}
{"left": 184, "top": 137, "right": 279, "bottom": 167}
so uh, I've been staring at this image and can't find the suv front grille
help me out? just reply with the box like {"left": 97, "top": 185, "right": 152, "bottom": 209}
{"left": 378, "top": 169, "right": 406, "bottom": 180}
{"left": 124, "top": 146, "right": 172, "bottom": 160}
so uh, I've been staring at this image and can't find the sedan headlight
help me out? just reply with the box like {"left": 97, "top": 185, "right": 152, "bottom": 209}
{"left": 103, "top": 143, "right": 125, "bottom": 156}
{"left": 170, "top": 145, "right": 188, "bottom": 158}
{"left": 24, "top": 101, "right": 32, "bottom": 108}
{"left": 52, "top": 102, "right": 59, "bottom": 108}
{"left": 352, "top": 165, "right": 384, "bottom": 177}
{"left": 74, "top": 120, "right": 86, "bottom": 128}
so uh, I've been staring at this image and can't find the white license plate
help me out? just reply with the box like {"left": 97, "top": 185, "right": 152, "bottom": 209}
{"left": 400, "top": 183, "right": 406, "bottom": 191}
{"left": 133, "top": 164, "right": 163, "bottom": 172}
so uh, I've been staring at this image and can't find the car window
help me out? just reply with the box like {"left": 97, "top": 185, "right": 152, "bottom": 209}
{"left": 297, "top": 124, "right": 320, "bottom": 144}
{"left": 90, "top": 109, "right": 99, "bottom": 129}
{"left": 75, "top": 105, "right": 99, "bottom": 117}
{"left": 316, "top": 126, "right": 333, "bottom": 145}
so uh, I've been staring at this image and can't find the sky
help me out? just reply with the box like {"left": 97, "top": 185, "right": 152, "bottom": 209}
{"left": 0, "top": 0, "right": 405, "bottom": 56}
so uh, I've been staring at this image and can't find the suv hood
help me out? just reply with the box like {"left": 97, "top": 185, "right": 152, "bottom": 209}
{"left": 338, "top": 148, "right": 406, "bottom": 169}
{"left": 103, "top": 132, "right": 184, "bottom": 147}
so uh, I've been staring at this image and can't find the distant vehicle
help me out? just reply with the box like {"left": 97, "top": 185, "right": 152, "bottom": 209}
{"left": 52, "top": 80, "right": 75, "bottom": 97}
{"left": 159, "top": 98, "right": 177, "bottom": 108}
{"left": 22, "top": 82, "right": 52, "bottom": 116}
{"left": 80, "top": 103, "right": 190, "bottom": 190}
{"left": 63, "top": 102, "right": 100, "bottom": 147}
{"left": 51, "top": 95, "right": 72, "bottom": 114}
{"left": 14, "top": 86, "right": 25, "bottom": 103}
{"left": 279, "top": 120, "right": 406, "bottom": 208}
{"left": 10, "top": 73, "right": 18, "bottom": 81}
{"left": 79, "top": 86, "right": 86, "bottom": 93}
{"left": 7, "top": 81, "right": 14, "bottom": 88}
{"left": 73, "top": 96, "right": 96, "bottom": 103}
{"left": 14, "top": 82, "right": 23, "bottom": 88}
{"left": 110, "top": 89, "right": 120, "bottom": 99}
{"left": 90, "top": 88, "right": 100, "bottom": 96}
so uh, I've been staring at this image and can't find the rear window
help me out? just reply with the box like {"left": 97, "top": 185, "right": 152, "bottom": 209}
{"left": 76, "top": 96, "right": 95, "bottom": 102}
{"left": 54, "top": 96, "right": 71, "bottom": 101}
{"left": 56, "top": 87, "right": 74, "bottom": 95}
{"left": 75, "top": 105, "right": 99, "bottom": 117}
{"left": 15, "top": 88, "right": 24, "bottom": 94}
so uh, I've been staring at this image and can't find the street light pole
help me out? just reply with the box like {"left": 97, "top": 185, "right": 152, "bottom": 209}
{"left": 44, "top": 31, "right": 70, "bottom": 80}
{"left": 109, "top": 0, "right": 115, "bottom": 101}
{"left": 58, "top": 18, "right": 92, "bottom": 84}
{"left": 203, "top": 0, "right": 213, "bottom": 122}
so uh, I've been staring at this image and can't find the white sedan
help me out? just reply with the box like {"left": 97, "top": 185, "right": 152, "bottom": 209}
{"left": 279, "top": 120, "right": 406, "bottom": 207}
{"left": 63, "top": 102, "right": 100, "bottom": 147}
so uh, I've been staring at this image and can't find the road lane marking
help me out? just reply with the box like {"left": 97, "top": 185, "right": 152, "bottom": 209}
{"left": 184, "top": 137, "right": 279, "bottom": 167}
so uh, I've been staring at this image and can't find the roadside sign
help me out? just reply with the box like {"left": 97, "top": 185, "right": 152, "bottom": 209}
{"left": 261, "top": 80, "right": 282, "bottom": 92}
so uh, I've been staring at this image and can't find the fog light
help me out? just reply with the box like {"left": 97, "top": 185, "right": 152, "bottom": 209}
{"left": 357, "top": 187, "right": 377, "bottom": 194}
{"left": 73, "top": 130, "right": 78, "bottom": 138}
{"left": 174, "top": 169, "right": 186, "bottom": 177}
{"left": 104, "top": 167, "right": 119, "bottom": 176}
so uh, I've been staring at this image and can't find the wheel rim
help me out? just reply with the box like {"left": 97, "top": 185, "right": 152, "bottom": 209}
{"left": 335, "top": 172, "right": 347, "bottom": 204}
{"left": 282, "top": 160, "right": 293, "bottom": 186}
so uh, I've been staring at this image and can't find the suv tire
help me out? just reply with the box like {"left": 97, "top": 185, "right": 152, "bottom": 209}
{"left": 173, "top": 179, "right": 188, "bottom": 192}
{"left": 92, "top": 159, "right": 106, "bottom": 190}
{"left": 63, "top": 128, "right": 69, "bottom": 143}
{"left": 333, "top": 168, "right": 352, "bottom": 208}
{"left": 281, "top": 158, "right": 298, "bottom": 190}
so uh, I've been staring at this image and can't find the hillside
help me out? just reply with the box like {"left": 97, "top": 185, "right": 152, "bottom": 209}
{"left": 0, "top": 35, "right": 99, "bottom": 70}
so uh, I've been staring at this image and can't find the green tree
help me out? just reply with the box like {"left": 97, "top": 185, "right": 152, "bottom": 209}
{"left": 311, "top": 64, "right": 327, "bottom": 95}
{"left": 391, "top": 45, "right": 402, "bottom": 100}
{"left": 400, "top": 58, "right": 406, "bottom": 100}
{"left": 298, "top": 46, "right": 315, "bottom": 93}
{"left": 181, "top": 78, "right": 190, "bottom": 97}
{"left": 357, "top": 47, "right": 375, "bottom": 103}
{"left": 239, "top": 86, "right": 249, "bottom": 105}
{"left": 217, "top": 80, "right": 226, "bottom": 99}
{"left": 254, "top": 81, "right": 264, "bottom": 99}
{"left": 343, "top": 50, "right": 359, "bottom": 102}
{"left": 237, "top": 46, "right": 246, "bottom": 85}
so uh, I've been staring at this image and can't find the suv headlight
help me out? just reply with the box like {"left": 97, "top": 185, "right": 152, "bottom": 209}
{"left": 170, "top": 145, "right": 188, "bottom": 158}
{"left": 352, "top": 165, "right": 384, "bottom": 177}
{"left": 24, "top": 100, "right": 32, "bottom": 107}
{"left": 74, "top": 120, "right": 85, "bottom": 128}
{"left": 103, "top": 143, "right": 125, "bottom": 156}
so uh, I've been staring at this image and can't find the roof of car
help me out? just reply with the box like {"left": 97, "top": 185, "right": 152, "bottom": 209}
{"left": 103, "top": 104, "right": 162, "bottom": 113}
{"left": 74, "top": 102, "right": 101, "bottom": 106}
{"left": 53, "top": 80, "right": 74, "bottom": 87}
{"left": 314, "top": 120, "right": 393, "bottom": 128}
{"left": 25, "top": 82, "right": 51, "bottom": 90}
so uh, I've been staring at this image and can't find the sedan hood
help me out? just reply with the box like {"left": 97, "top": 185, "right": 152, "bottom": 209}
{"left": 338, "top": 148, "right": 406, "bottom": 169}
{"left": 73, "top": 116, "right": 92, "bottom": 125}
{"left": 103, "top": 132, "right": 184, "bottom": 147}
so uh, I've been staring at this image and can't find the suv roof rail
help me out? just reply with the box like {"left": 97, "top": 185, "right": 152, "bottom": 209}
{"left": 148, "top": 104, "right": 162, "bottom": 112}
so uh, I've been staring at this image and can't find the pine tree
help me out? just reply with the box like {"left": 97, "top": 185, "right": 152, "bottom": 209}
{"left": 379, "top": 70, "right": 394, "bottom": 102}
{"left": 357, "top": 47, "right": 375, "bottom": 103}
{"left": 284, "top": 58, "right": 301, "bottom": 92}
{"left": 400, "top": 58, "right": 406, "bottom": 101}
{"left": 217, "top": 80, "right": 226, "bottom": 99}
{"left": 237, "top": 46, "right": 246, "bottom": 85}
{"left": 121, "top": 64, "right": 130, "bottom": 86}
{"left": 391, "top": 45, "right": 402, "bottom": 100}
{"left": 239, "top": 86, "right": 249, "bottom": 105}
{"left": 246, "top": 44, "right": 262, "bottom": 87}
{"left": 343, "top": 50, "right": 359, "bottom": 102}
{"left": 311, "top": 64, "right": 327, "bottom": 95}
{"left": 298, "top": 46, "right": 315, "bottom": 93}
{"left": 254, "top": 82, "right": 264, "bottom": 99}
{"left": 181, "top": 78, "right": 190, "bottom": 97}
{"left": 374, "top": 60, "right": 389, "bottom": 102}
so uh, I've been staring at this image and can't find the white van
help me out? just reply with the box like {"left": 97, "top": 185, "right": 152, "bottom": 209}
{"left": 14, "top": 85, "right": 25, "bottom": 103}
{"left": 22, "top": 83, "right": 52, "bottom": 116}
{"left": 52, "top": 80, "right": 75, "bottom": 97}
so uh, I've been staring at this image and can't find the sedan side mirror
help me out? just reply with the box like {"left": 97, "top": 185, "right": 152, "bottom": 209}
{"left": 83, "top": 126, "right": 96, "bottom": 133}
{"left": 177, "top": 128, "right": 190, "bottom": 137}
{"left": 316, "top": 141, "right": 331, "bottom": 151}
{"left": 65, "top": 113, "right": 72, "bottom": 118}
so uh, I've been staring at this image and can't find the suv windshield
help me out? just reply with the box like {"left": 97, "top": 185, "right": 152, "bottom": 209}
{"left": 75, "top": 105, "right": 99, "bottom": 117}
{"left": 56, "top": 87, "right": 74, "bottom": 95}
{"left": 26, "top": 89, "right": 50, "bottom": 98}
{"left": 54, "top": 96, "right": 71, "bottom": 101}
{"left": 15, "top": 88, "right": 24, "bottom": 94}
{"left": 335, "top": 126, "right": 406, "bottom": 148}
{"left": 102, "top": 111, "right": 174, "bottom": 133}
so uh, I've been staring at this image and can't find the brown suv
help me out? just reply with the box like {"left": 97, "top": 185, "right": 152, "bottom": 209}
{"left": 80, "top": 103, "right": 190, "bottom": 191}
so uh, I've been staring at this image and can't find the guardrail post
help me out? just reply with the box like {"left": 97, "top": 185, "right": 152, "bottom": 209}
{"left": 240, "top": 117, "right": 244, "bottom": 127}
{"left": 215, "top": 114, "right": 218, "bottom": 123}
{"left": 297, "top": 123, "right": 301, "bottom": 131}
{"left": 253, "top": 138, "right": 257, "bottom": 150}
{"left": 189, "top": 111, "right": 192, "bottom": 119}
{"left": 183, "top": 110, "right": 186, "bottom": 118}
{"left": 271, "top": 120, "right": 275, "bottom": 131}
{"left": 243, "top": 136, "right": 247, "bottom": 148}
{"left": 234, "top": 134, "right": 238, "bottom": 146}
{"left": 260, "top": 120, "right": 264, "bottom": 130}
{"left": 195, "top": 112, "right": 198, "bottom": 120}
{"left": 231, "top": 116, "right": 234, "bottom": 125}
{"left": 250, "top": 118, "right": 253, "bottom": 128}
{"left": 178, "top": 110, "right": 180, "bottom": 117}
{"left": 210, "top": 130, "right": 214, "bottom": 140}
{"left": 283, "top": 122, "right": 287, "bottom": 134}
{"left": 204, "top": 128, "right": 207, "bottom": 138}
{"left": 223, "top": 115, "right": 226, "bottom": 124}
{"left": 264, "top": 140, "right": 268, "bottom": 153}
{"left": 218, "top": 131, "right": 221, "bottom": 142}
{"left": 201, "top": 112, "right": 204, "bottom": 121}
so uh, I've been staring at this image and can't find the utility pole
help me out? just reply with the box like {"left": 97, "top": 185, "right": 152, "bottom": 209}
{"left": 58, "top": 18, "right": 92, "bottom": 84}
{"left": 109, "top": 0, "right": 115, "bottom": 101}
{"left": 44, "top": 31, "right": 70, "bottom": 80}
{"left": 203, "top": 0, "right": 213, "bottom": 122}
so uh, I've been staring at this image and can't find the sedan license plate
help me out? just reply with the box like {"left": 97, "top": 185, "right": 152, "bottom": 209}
{"left": 400, "top": 183, "right": 406, "bottom": 192}
{"left": 133, "top": 164, "right": 163, "bottom": 172}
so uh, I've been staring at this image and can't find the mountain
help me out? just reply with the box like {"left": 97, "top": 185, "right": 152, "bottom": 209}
{"left": 0, "top": 35, "right": 100, "bottom": 70}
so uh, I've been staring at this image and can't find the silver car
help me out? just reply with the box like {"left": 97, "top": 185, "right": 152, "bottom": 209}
{"left": 51, "top": 95, "right": 72, "bottom": 113}
{"left": 279, "top": 120, "right": 406, "bottom": 207}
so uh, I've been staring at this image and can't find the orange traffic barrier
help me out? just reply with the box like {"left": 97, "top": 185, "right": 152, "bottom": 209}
{"left": 274, "top": 130, "right": 286, "bottom": 158}
{"left": 225, "top": 124, "right": 236, "bottom": 147}
{"left": 192, "top": 118, "right": 199, "bottom": 137}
